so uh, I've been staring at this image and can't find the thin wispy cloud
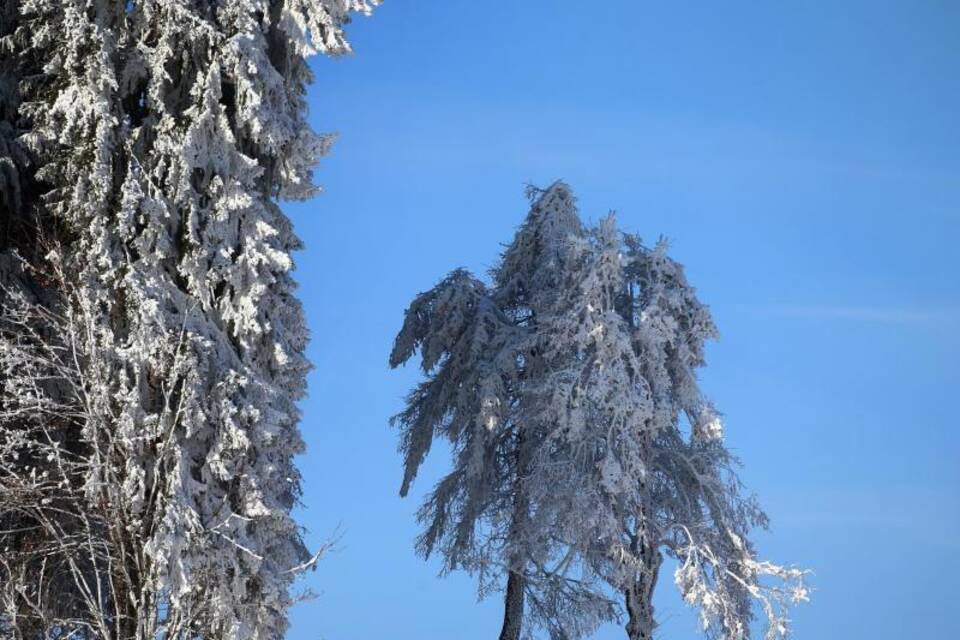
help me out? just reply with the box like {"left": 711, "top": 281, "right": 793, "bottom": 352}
{"left": 757, "top": 304, "right": 959, "bottom": 327}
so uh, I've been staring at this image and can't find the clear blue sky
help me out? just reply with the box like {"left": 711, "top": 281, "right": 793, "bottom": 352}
{"left": 282, "top": 2, "right": 959, "bottom": 638}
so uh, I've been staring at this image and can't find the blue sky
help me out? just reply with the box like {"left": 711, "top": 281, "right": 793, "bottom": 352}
{"left": 282, "top": 2, "right": 959, "bottom": 638}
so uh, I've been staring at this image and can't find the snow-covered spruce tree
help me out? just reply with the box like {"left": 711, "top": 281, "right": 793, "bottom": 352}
{"left": 389, "top": 185, "right": 619, "bottom": 640}
{"left": 523, "top": 214, "right": 810, "bottom": 640}
{"left": 390, "top": 183, "right": 807, "bottom": 640}
{"left": 0, "top": 0, "right": 34, "bottom": 258}
{"left": 0, "top": 1, "right": 376, "bottom": 638}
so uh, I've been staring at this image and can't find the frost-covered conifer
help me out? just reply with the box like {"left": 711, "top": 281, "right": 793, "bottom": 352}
{"left": 1, "top": 1, "right": 376, "bottom": 638}
{"left": 391, "top": 183, "right": 808, "bottom": 640}
{"left": 0, "top": 0, "right": 33, "bottom": 256}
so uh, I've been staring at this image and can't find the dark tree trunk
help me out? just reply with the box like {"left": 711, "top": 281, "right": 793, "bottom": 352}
{"left": 498, "top": 568, "right": 525, "bottom": 640}
{"left": 624, "top": 581, "right": 654, "bottom": 640}
{"left": 498, "top": 410, "right": 532, "bottom": 640}
{"left": 624, "top": 542, "right": 662, "bottom": 640}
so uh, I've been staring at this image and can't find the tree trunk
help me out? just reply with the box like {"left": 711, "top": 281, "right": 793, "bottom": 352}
{"left": 624, "top": 581, "right": 654, "bottom": 640}
{"left": 499, "top": 412, "right": 530, "bottom": 640}
{"left": 498, "top": 568, "right": 525, "bottom": 640}
{"left": 624, "top": 543, "right": 662, "bottom": 640}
